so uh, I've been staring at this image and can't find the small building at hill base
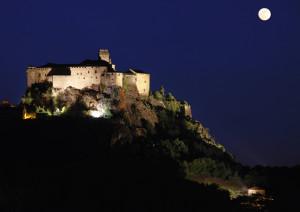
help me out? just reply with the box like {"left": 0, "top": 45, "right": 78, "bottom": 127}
{"left": 26, "top": 49, "right": 150, "bottom": 96}
{"left": 248, "top": 187, "right": 266, "bottom": 196}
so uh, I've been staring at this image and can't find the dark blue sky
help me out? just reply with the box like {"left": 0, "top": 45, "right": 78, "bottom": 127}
{"left": 1, "top": 0, "right": 300, "bottom": 166}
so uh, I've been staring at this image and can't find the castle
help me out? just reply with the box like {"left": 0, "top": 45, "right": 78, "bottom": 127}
{"left": 26, "top": 49, "right": 150, "bottom": 96}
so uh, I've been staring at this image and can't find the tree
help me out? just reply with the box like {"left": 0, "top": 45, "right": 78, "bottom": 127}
{"left": 153, "top": 91, "right": 164, "bottom": 100}
{"left": 159, "top": 86, "right": 165, "bottom": 96}
{"left": 160, "top": 138, "right": 188, "bottom": 159}
{"left": 186, "top": 158, "right": 234, "bottom": 179}
{"left": 166, "top": 92, "right": 176, "bottom": 101}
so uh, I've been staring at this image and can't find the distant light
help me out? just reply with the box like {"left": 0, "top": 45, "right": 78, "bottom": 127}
{"left": 23, "top": 111, "right": 36, "bottom": 120}
{"left": 248, "top": 187, "right": 266, "bottom": 196}
{"left": 258, "top": 8, "right": 271, "bottom": 21}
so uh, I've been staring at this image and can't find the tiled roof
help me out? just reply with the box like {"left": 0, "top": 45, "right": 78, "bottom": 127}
{"left": 39, "top": 59, "right": 111, "bottom": 68}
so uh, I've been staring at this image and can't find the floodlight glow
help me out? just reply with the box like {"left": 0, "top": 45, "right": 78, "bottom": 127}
{"left": 89, "top": 110, "right": 103, "bottom": 118}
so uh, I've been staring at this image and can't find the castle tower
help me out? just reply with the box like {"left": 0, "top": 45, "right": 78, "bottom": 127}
{"left": 99, "top": 49, "right": 112, "bottom": 64}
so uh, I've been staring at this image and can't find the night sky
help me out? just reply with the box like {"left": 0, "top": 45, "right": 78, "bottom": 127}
{"left": 0, "top": 0, "right": 300, "bottom": 166}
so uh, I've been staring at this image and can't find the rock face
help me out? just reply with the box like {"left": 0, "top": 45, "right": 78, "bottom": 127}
{"left": 182, "top": 102, "right": 192, "bottom": 118}
{"left": 21, "top": 82, "right": 225, "bottom": 152}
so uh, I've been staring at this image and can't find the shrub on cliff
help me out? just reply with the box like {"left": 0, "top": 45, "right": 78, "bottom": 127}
{"left": 184, "top": 158, "right": 235, "bottom": 180}
{"left": 21, "top": 82, "right": 54, "bottom": 113}
{"left": 160, "top": 138, "right": 189, "bottom": 159}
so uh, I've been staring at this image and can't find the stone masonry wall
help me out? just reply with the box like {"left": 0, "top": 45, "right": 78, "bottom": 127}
{"left": 26, "top": 67, "right": 52, "bottom": 87}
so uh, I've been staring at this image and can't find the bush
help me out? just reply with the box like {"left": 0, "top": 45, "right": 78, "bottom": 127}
{"left": 185, "top": 158, "right": 234, "bottom": 179}
{"left": 166, "top": 92, "right": 176, "bottom": 101}
{"left": 164, "top": 99, "right": 180, "bottom": 114}
{"left": 160, "top": 138, "right": 189, "bottom": 159}
{"left": 22, "top": 82, "right": 55, "bottom": 114}
{"left": 153, "top": 91, "right": 164, "bottom": 100}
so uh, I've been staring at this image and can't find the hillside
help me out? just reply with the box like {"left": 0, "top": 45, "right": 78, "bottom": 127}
{"left": 20, "top": 83, "right": 241, "bottom": 184}
{"left": 1, "top": 83, "right": 298, "bottom": 211}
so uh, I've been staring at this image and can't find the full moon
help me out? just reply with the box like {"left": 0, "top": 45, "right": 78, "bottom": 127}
{"left": 258, "top": 8, "right": 271, "bottom": 21}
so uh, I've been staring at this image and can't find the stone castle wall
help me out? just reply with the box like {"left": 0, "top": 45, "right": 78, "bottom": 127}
{"left": 49, "top": 67, "right": 106, "bottom": 90}
{"left": 27, "top": 67, "right": 151, "bottom": 96}
{"left": 101, "top": 72, "right": 123, "bottom": 88}
{"left": 27, "top": 66, "right": 107, "bottom": 90}
{"left": 135, "top": 73, "right": 150, "bottom": 96}
{"left": 27, "top": 67, "right": 52, "bottom": 87}
{"left": 122, "top": 73, "right": 150, "bottom": 97}
{"left": 26, "top": 53, "right": 150, "bottom": 96}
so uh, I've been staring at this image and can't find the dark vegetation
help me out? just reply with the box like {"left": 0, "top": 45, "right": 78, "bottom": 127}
{"left": 0, "top": 117, "right": 241, "bottom": 211}
{"left": 0, "top": 84, "right": 299, "bottom": 211}
{"left": 239, "top": 165, "right": 300, "bottom": 212}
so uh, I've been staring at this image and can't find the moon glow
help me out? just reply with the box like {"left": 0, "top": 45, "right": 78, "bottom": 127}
{"left": 258, "top": 8, "right": 271, "bottom": 21}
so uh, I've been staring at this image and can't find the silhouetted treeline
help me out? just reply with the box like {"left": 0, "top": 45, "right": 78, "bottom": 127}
{"left": 0, "top": 110, "right": 299, "bottom": 211}
{"left": 0, "top": 117, "right": 248, "bottom": 211}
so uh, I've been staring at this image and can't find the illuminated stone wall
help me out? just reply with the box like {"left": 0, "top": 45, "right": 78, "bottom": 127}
{"left": 135, "top": 73, "right": 150, "bottom": 96}
{"left": 26, "top": 67, "right": 52, "bottom": 87}
{"left": 27, "top": 66, "right": 107, "bottom": 90}
{"left": 51, "top": 67, "right": 106, "bottom": 90}
{"left": 101, "top": 72, "right": 123, "bottom": 88}
{"left": 123, "top": 73, "right": 150, "bottom": 96}
{"left": 26, "top": 50, "right": 150, "bottom": 96}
